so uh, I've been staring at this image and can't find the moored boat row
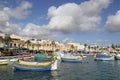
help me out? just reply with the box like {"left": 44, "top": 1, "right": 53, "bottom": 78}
{"left": 1, "top": 51, "right": 120, "bottom": 72}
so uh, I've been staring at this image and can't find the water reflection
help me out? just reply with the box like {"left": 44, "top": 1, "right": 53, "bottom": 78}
{"left": 12, "top": 71, "right": 59, "bottom": 80}
{"left": 0, "top": 65, "right": 59, "bottom": 80}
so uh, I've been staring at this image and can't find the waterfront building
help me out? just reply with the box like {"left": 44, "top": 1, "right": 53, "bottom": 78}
{"left": 9, "top": 34, "right": 25, "bottom": 48}
{"left": 65, "top": 42, "right": 84, "bottom": 51}
{"left": 2, "top": 34, "right": 87, "bottom": 52}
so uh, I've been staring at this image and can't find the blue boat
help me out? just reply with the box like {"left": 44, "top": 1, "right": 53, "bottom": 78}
{"left": 13, "top": 59, "right": 61, "bottom": 71}
{"left": 115, "top": 54, "right": 120, "bottom": 60}
{"left": 62, "top": 58, "right": 83, "bottom": 63}
{"left": 94, "top": 53, "right": 114, "bottom": 61}
{"left": 34, "top": 57, "right": 55, "bottom": 61}
{"left": 34, "top": 53, "right": 57, "bottom": 62}
{"left": 13, "top": 64, "right": 53, "bottom": 71}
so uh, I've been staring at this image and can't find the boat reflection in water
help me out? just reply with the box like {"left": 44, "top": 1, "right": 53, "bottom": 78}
{"left": 12, "top": 70, "right": 59, "bottom": 80}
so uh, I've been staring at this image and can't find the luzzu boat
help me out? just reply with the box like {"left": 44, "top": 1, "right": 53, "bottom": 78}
{"left": 94, "top": 53, "right": 114, "bottom": 61}
{"left": 17, "top": 59, "right": 55, "bottom": 67}
{"left": 34, "top": 53, "right": 56, "bottom": 61}
{"left": 61, "top": 54, "right": 83, "bottom": 63}
{"left": 18, "top": 55, "right": 34, "bottom": 60}
{"left": 0, "top": 59, "right": 9, "bottom": 65}
{"left": 115, "top": 54, "right": 120, "bottom": 60}
{"left": 13, "top": 54, "right": 61, "bottom": 71}
{"left": 0, "top": 56, "right": 20, "bottom": 65}
{"left": 62, "top": 58, "right": 83, "bottom": 63}
{"left": 13, "top": 59, "right": 60, "bottom": 71}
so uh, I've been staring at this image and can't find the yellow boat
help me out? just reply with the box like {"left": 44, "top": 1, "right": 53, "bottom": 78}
{"left": 16, "top": 60, "right": 55, "bottom": 67}
{"left": 0, "top": 60, "right": 9, "bottom": 65}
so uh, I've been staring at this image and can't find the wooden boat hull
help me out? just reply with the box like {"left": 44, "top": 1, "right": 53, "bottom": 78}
{"left": 34, "top": 54, "right": 54, "bottom": 58}
{"left": 94, "top": 53, "right": 114, "bottom": 61}
{"left": 115, "top": 56, "right": 120, "bottom": 60}
{"left": 94, "top": 57, "right": 114, "bottom": 61}
{"left": 18, "top": 55, "right": 34, "bottom": 59}
{"left": 13, "top": 60, "right": 60, "bottom": 71}
{"left": 13, "top": 65, "right": 53, "bottom": 71}
{"left": 62, "top": 58, "right": 83, "bottom": 63}
{"left": 16, "top": 60, "right": 55, "bottom": 67}
{"left": 0, "top": 61, "right": 9, "bottom": 65}
{"left": 34, "top": 57, "right": 55, "bottom": 61}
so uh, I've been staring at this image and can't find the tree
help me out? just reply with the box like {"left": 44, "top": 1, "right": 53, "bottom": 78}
{"left": 71, "top": 45, "right": 74, "bottom": 51}
{"left": 4, "top": 36, "right": 11, "bottom": 46}
{"left": 25, "top": 40, "right": 31, "bottom": 49}
{"left": 84, "top": 43, "right": 87, "bottom": 51}
{"left": 0, "top": 36, "right": 4, "bottom": 43}
{"left": 111, "top": 44, "right": 115, "bottom": 50}
{"left": 51, "top": 41, "right": 55, "bottom": 51}
{"left": 0, "top": 36, "right": 4, "bottom": 47}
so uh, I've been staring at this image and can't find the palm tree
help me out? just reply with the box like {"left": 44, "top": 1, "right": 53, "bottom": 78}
{"left": 0, "top": 36, "right": 4, "bottom": 47}
{"left": 71, "top": 45, "right": 74, "bottom": 51}
{"left": 4, "top": 36, "right": 11, "bottom": 46}
{"left": 25, "top": 40, "right": 31, "bottom": 49}
{"left": 51, "top": 41, "right": 55, "bottom": 51}
{"left": 0, "top": 36, "right": 4, "bottom": 43}
{"left": 111, "top": 44, "right": 115, "bottom": 50}
{"left": 84, "top": 43, "right": 87, "bottom": 51}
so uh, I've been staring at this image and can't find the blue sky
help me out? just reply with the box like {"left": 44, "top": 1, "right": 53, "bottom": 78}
{"left": 0, "top": 0, "right": 120, "bottom": 46}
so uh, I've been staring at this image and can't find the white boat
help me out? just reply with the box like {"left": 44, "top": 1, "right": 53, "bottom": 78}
{"left": 61, "top": 53, "right": 83, "bottom": 63}
{"left": 94, "top": 53, "right": 114, "bottom": 61}
{"left": 0, "top": 56, "right": 22, "bottom": 65}
{"left": 115, "top": 54, "right": 120, "bottom": 60}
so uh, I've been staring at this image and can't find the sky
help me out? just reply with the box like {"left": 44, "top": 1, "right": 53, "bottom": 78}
{"left": 0, "top": 0, "right": 120, "bottom": 46}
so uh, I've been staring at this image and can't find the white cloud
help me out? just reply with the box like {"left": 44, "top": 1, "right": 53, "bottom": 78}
{"left": 0, "top": 0, "right": 113, "bottom": 41}
{"left": 0, "top": 11, "right": 9, "bottom": 21}
{"left": 48, "top": 0, "right": 111, "bottom": 33}
{"left": 0, "top": 1, "right": 32, "bottom": 34}
{"left": 0, "top": 21, "right": 21, "bottom": 34}
{"left": 105, "top": 10, "right": 120, "bottom": 32}
{"left": 3, "top": 1, "right": 32, "bottom": 19}
{"left": 21, "top": 23, "right": 59, "bottom": 40}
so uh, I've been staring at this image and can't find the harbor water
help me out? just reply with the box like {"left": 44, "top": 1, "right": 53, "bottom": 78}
{"left": 0, "top": 55, "right": 120, "bottom": 80}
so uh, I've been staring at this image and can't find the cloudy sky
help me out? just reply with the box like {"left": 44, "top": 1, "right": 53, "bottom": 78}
{"left": 0, "top": 0, "right": 120, "bottom": 46}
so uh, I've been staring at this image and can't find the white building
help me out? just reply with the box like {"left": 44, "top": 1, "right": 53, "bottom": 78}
{"left": 66, "top": 42, "right": 84, "bottom": 50}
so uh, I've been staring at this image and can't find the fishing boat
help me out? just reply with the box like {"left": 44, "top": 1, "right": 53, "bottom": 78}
{"left": 62, "top": 58, "right": 83, "bottom": 63}
{"left": 18, "top": 55, "right": 34, "bottom": 60}
{"left": 17, "top": 59, "right": 55, "bottom": 67}
{"left": 34, "top": 53, "right": 56, "bottom": 61}
{"left": 34, "top": 53, "right": 49, "bottom": 58}
{"left": 0, "top": 59, "right": 9, "bottom": 65}
{"left": 115, "top": 54, "right": 120, "bottom": 60}
{"left": 94, "top": 53, "right": 114, "bottom": 61}
{"left": 0, "top": 56, "right": 19, "bottom": 65}
{"left": 61, "top": 54, "right": 83, "bottom": 63}
{"left": 34, "top": 57, "right": 55, "bottom": 61}
{"left": 13, "top": 54, "right": 61, "bottom": 71}
{"left": 13, "top": 59, "right": 60, "bottom": 71}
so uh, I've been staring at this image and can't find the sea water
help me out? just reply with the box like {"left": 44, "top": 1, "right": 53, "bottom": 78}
{"left": 0, "top": 56, "right": 120, "bottom": 80}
